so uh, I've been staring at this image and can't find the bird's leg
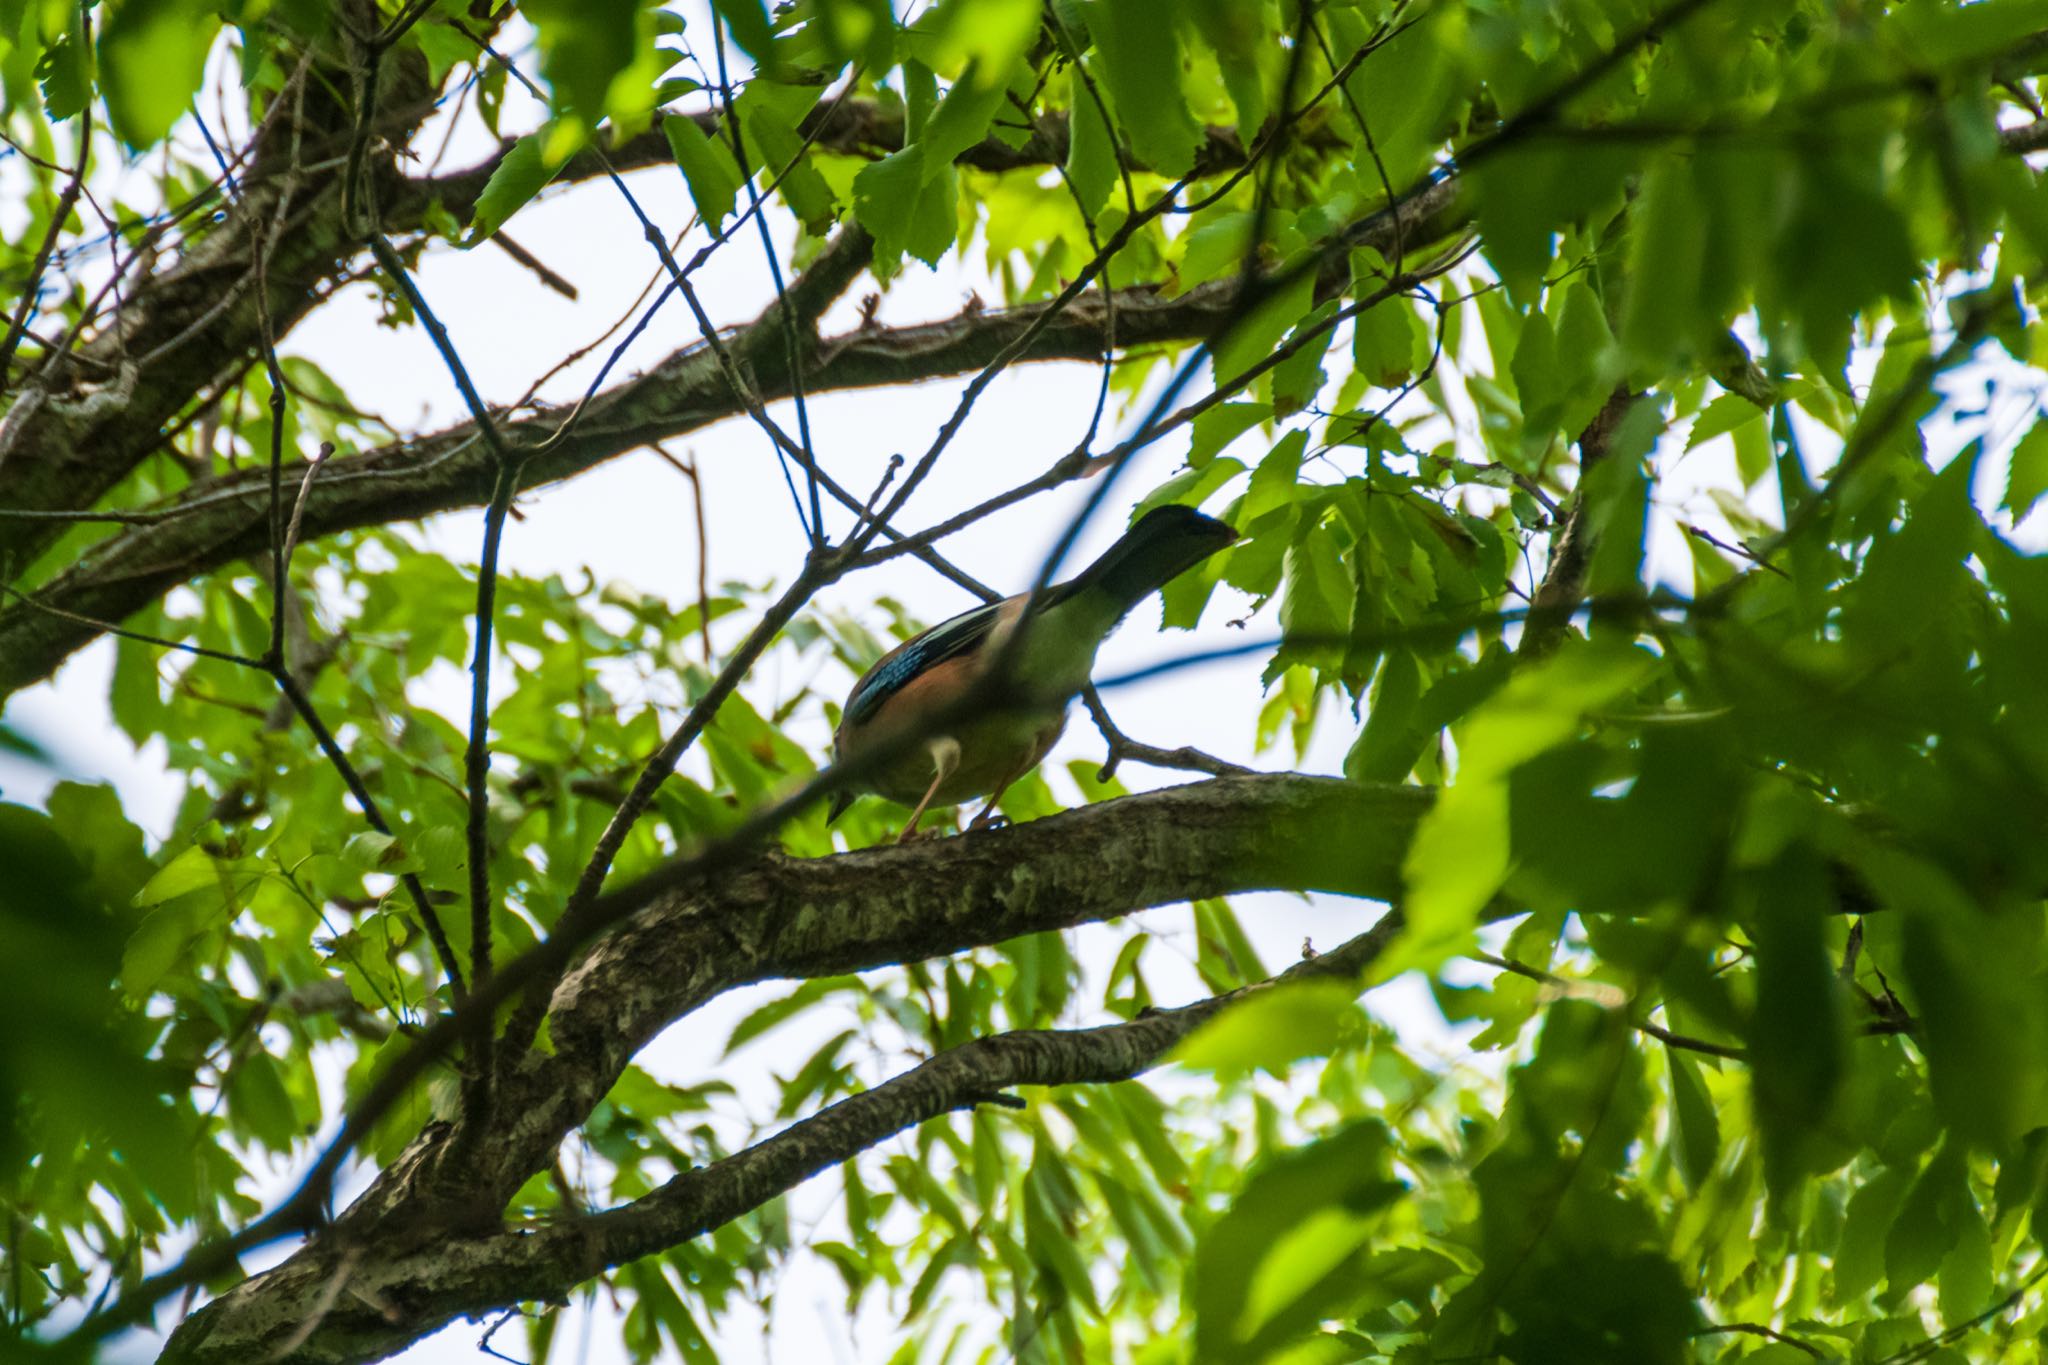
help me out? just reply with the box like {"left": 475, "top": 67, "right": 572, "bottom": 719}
{"left": 967, "top": 763, "right": 1029, "bottom": 832}
{"left": 896, "top": 736, "right": 961, "bottom": 844}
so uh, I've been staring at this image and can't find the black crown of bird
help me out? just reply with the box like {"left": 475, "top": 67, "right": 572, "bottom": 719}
{"left": 828, "top": 504, "right": 1238, "bottom": 842}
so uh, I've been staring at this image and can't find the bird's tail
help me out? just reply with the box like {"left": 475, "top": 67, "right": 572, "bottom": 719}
{"left": 1060, "top": 504, "right": 1238, "bottom": 612}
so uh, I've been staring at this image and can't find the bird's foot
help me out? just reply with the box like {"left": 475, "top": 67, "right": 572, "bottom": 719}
{"left": 966, "top": 810, "right": 1010, "bottom": 833}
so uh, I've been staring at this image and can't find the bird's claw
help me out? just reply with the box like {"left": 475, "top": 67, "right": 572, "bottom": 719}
{"left": 967, "top": 810, "right": 1010, "bottom": 833}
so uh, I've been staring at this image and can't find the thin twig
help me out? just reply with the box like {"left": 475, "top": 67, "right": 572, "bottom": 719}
{"left": 712, "top": 13, "right": 824, "bottom": 546}
{"left": 1474, "top": 950, "right": 1746, "bottom": 1058}
{"left": 612, "top": 170, "right": 814, "bottom": 539}
{"left": 1690, "top": 1321, "right": 1825, "bottom": 1359}
{"left": 489, "top": 230, "right": 578, "bottom": 300}
{"left": 282, "top": 442, "right": 336, "bottom": 569}
{"left": 1082, "top": 685, "right": 1250, "bottom": 784}
{"left": 0, "top": 101, "right": 92, "bottom": 379}
{"left": 651, "top": 444, "right": 716, "bottom": 665}
{"left": 0, "top": 583, "right": 262, "bottom": 668}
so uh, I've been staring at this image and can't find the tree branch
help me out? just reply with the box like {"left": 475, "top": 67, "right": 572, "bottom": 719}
{"left": 160, "top": 868, "right": 1411, "bottom": 1364}
{"left": 146, "top": 775, "right": 1430, "bottom": 1363}
{"left": 0, "top": 178, "right": 1467, "bottom": 701}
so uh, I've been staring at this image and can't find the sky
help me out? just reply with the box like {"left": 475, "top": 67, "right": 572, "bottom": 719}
{"left": 7, "top": 11, "right": 2048, "bottom": 1364}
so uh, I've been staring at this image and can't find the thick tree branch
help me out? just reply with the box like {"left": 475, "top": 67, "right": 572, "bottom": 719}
{"left": 1520, "top": 385, "right": 1641, "bottom": 658}
{"left": 155, "top": 774, "right": 1428, "bottom": 1363}
{"left": 0, "top": 43, "right": 443, "bottom": 573}
{"left": 0, "top": 178, "right": 1466, "bottom": 700}
{"left": 159, "top": 820, "right": 1413, "bottom": 1364}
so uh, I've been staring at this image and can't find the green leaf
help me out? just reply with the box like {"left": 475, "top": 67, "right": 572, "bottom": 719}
{"left": 1351, "top": 296, "right": 1421, "bottom": 389}
{"left": 1179, "top": 211, "right": 1257, "bottom": 291}
{"left": 1686, "top": 392, "right": 1767, "bottom": 452}
{"left": 1621, "top": 155, "right": 1710, "bottom": 370}
{"left": 524, "top": 0, "right": 640, "bottom": 123}
{"left": 97, "top": 0, "right": 219, "bottom": 148}
{"left": 712, "top": 0, "right": 777, "bottom": 64}
{"left": 1746, "top": 849, "right": 1846, "bottom": 1199}
{"left": 1275, "top": 531, "right": 1349, "bottom": 677}
{"left": 1344, "top": 649, "right": 1424, "bottom": 783}
{"left": 1171, "top": 980, "right": 1363, "bottom": 1080}
{"left": 341, "top": 831, "right": 404, "bottom": 873}
{"left": 1902, "top": 908, "right": 2030, "bottom": 1146}
{"left": 1398, "top": 643, "right": 1652, "bottom": 964}
{"left": 1214, "top": 267, "right": 1315, "bottom": 390}
{"left": 121, "top": 899, "right": 208, "bottom": 996}
{"left": 35, "top": 4, "right": 93, "bottom": 122}
{"left": 1938, "top": 1192, "right": 1993, "bottom": 1326}
{"left": 1086, "top": 0, "right": 1203, "bottom": 176}
{"left": 1064, "top": 59, "right": 1117, "bottom": 217}
{"left": 740, "top": 95, "right": 838, "bottom": 233}
{"left": 133, "top": 843, "right": 218, "bottom": 907}
{"left": 2003, "top": 417, "right": 2048, "bottom": 524}
{"left": 1192, "top": 1121, "right": 1404, "bottom": 1362}
{"left": 725, "top": 975, "right": 865, "bottom": 1053}
{"left": 915, "top": 0, "right": 1041, "bottom": 78}
{"left": 1582, "top": 406, "right": 1659, "bottom": 607}
{"left": 227, "top": 1050, "right": 300, "bottom": 1149}
{"left": 1183, "top": 0, "right": 1267, "bottom": 137}
{"left": 1553, "top": 279, "right": 1620, "bottom": 438}
{"left": 1833, "top": 1166, "right": 1909, "bottom": 1304}
{"left": 919, "top": 59, "right": 1012, "bottom": 179}
{"left": 1666, "top": 1046, "right": 1720, "bottom": 1191}
{"left": 464, "top": 133, "right": 567, "bottom": 244}
{"left": 664, "top": 114, "right": 742, "bottom": 229}
{"left": 853, "top": 147, "right": 957, "bottom": 272}
{"left": 816, "top": 0, "right": 895, "bottom": 67}
{"left": 1189, "top": 404, "right": 1269, "bottom": 467}
{"left": 1888, "top": 1146, "right": 1966, "bottom": 1293}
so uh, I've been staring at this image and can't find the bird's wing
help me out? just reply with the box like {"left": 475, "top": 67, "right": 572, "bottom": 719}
{"left": 843, "top": 598, "right": 1008, "bottom": 729}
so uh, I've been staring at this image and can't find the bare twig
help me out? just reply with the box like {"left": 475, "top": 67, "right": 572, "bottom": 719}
{"left": 711, "top": 13, "right": 824, "bottom": 545}
{"left": 0, "top": 583, "right": 263, "bottom": 669}
{"left": 489, "top": 230, "right": 578, "bottom": 300}
{"left": 1082, "top": 685, "right": 1251, "bottom": 784}
{"left": 1690, "top": 1321, "right": 1825, "bottom": 1359}
{"left": 650, "top": 444, "right": 716, "bottom": 665}
{"left": 1684, "top": 522, "right": 1790, "bottom": 578}
{"left": 282, "top": 441, "right": 336, "bottom": 570}
{"left": 0, "top": 102, "right": 92, "bottom": 379}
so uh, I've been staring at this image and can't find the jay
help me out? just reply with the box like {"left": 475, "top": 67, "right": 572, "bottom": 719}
{"left": 828, "top": 504, "right": 1237, "bottom": 841}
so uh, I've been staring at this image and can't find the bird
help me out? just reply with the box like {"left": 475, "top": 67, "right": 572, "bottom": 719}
{"left": 827, "top": 504, "right": 1238, "bottom": 842}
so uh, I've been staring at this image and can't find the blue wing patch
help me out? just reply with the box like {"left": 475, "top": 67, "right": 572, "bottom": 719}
{"left": 844, "top": 600, "right": 1005, "bottom": 728}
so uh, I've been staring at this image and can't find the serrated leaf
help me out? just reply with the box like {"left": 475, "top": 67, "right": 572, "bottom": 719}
{"left": 1352, "top": 297, "right": 1421, "bottom": 389}
{"left": 2004, "top": 418, "right": 2048, "bottom": 523}
{"left": 464, "top": 133, "right": 567, "bottom": 244}
{"left": 1833, "top": 1167, "right": 1908, "bottom": 1303}
{"left": 1087, "top": 0, "right": 1203, "bottom": 176}
{"left": 853, "top": 147, "right": 957, "bottom": 272}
